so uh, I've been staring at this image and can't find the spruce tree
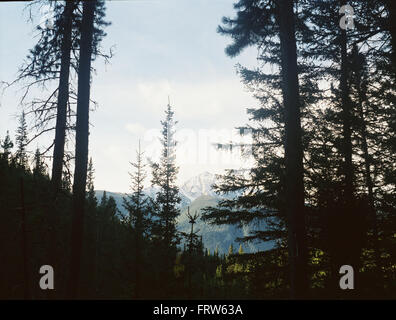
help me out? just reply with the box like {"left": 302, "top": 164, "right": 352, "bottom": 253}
{"left": 151, "top": 101, "right": 181, "bottom": 295}
{"left": 1, "top": 131, "right": 13, "bottom": 162}
{"left": 15, "top": 111, "right": 29, "bottom": 169}
{"left": 349, "top": 46, "right": 381, "bottom": 273}
{"left": 301, "top": 0, "right": 395, "bottom": 294}
{"left": 86, "top": 157, "right": 97, "bottom": 207}
{"left": 123, "top": 142, "right": 152, "bottom": 298}
{"left": 276, "top": 0, "right": 308, "bottom": 297}
{"left": 33, "top": 148, "right": 46, "bottom": 177}
{"left": 203, "top": 0, "right": 312, "bottom": 298}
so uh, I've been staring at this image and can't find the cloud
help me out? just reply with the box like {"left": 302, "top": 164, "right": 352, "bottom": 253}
{"left": 93, "top": 76, "right": 256, "bottom": 127}
{"left": 135, "top": 78, "right": 254, "bottom": 119}
{"left": 125, "top": 122, "right": 146, "bottom": 135}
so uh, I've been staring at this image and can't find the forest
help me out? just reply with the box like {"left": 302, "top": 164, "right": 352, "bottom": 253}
{"left": 0, "top": 0, "right": 395, "bottom": 300}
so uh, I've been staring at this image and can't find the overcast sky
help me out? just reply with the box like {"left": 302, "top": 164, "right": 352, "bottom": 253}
{"left": 0, "top": 0, "right": 259, "bottom": 193}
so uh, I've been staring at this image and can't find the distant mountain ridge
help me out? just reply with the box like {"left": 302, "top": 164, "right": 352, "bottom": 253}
{"left": 95, "top": 171, "right": 219, "bottom": 213}
{"left": 179, "top": 171, "right": 218, "bottom": 201}
{"left": 95, "top": 171, "right": 271, "bottom": 254}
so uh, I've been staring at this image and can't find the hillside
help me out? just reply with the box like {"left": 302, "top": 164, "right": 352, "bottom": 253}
{"left": 178, "top": 195, "right": 272, "bottom": 254}
{"left": 95, "top": 172, "right": 272, "bottom": 254}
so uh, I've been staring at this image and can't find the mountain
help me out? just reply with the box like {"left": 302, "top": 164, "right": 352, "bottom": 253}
{"left": 138, "top": 185, "right": 192, "bottom": 209}
{"left": 94, "top": 186, "right": 192, "bottom": 216}
{"left": 95, "top": 171, "right": 272, "bottom": 254}
{"left": 179, "top": 171, "right": 240, "bottom": 202}
{"left": 94, "top": 172, "right": 218, "bottom": 214}
{"left": 179, "top": 171, "right": 218, "bottom": 201}
{"left": 178, "top": 195, "right": 272, "bottom": 254}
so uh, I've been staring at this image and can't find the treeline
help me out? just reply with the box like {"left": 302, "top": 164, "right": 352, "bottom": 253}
{"left": 1, "top": 0, "right": 396, "bottom": 300}
{"left": 202, "top": 0, "right": 396, "bottom": 299}
{"left": 1, "top": 0, "right": 111, "bottom": 298}
{"left": 0, "top": 122, "right": 256, "bottom": 299}
{"left": 1, "top": 0, "right": 238, "bottom": 299}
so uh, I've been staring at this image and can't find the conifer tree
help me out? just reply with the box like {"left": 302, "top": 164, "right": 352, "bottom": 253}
{"left": 69, "top": 0, "right": 99, "bottom": 299}
{"left": 1, "top": 131, "right": 13, "bottom": 162}
{"left": 101, "top": 190, "right": 108, "bottom": 205}
{"left": 179, "top": 208, "right": 200, "bottom": 297}
{"left": 203, "top": 0, "right": 311, "bottom": 298}
{"left": 123, "top": 142, "right": 152, "bottom": 235}
{"left": 15, "top": 111, "right": 29, "bottom": 169}
{"left": 11, "top": 0, "right": 110, "bottom": 193}
{"left": 334, "top": 0, "right": 360, "bottom": 287}
{"left": 383, "top": 0, "right": 396, "bottom": 79}
{"left": 33, "top": 148, "right": 46, "bottom": 177}
{"left": 349, "top": 46, "right": 381, "bottom": 272}
{"left": 228, "top": 244, "right": 234, "bottom": 257}
{"left": 51, "top": 0, "right": 76, "bottom": 193}
{"left": 83, "top": 157, "right": 98, "bottom": 298}
{"left": 86, "top": 157, "right": 97, "bottom": 206}
{"left": 301, "top": 0, "right": 394, "bottom": 294}
{"left": 151, "top": 101, "right": 181, "bottom": 295}
{"left": 276, "top": 0, "right": 308, "bottom": 297}
{"left": 123, "top": 142, "right": 152, "bottom": 298}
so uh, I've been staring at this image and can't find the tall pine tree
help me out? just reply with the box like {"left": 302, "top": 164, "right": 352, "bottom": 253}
{"left": 123, "top": 142, "right": 152, "bottom": 298}
{"left": 151, "top": 101, "right": 181, "bottom": 296}
{"left": 69, "top": 0, "right": 98, "bottom": 299}
{"left": 15, "top": 111, "right": 29, "bottom": 169}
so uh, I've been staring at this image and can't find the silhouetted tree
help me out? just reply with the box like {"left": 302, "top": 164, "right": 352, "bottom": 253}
{"left": 51, "top": 0, "right": 76, "bottom": 193}
{"left": 123, "top": 142, "right": 152, "bottom": 298}
{"left": 33, "top": 148, "right": 46, "bottom": 177}
{"left": 204, "top": 0, "right": 309, "bottom": 298}
{"left": 276, "top": 0, "right": 308, "bottom": 298}
{"left": 151, "top": 101, "right": 181, "bottom": 296}
{"left": 69, "top": 0, "right": 98, "bottom": 299}
{"left": 15, "top": 111, "right": 29, "bottom": 169}
{"left": 1, "top": 131, "right": 13, "bottom": 162}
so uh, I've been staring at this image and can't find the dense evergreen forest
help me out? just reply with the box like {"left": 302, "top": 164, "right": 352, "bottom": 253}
{"left": 0, "top": 0, "right": 395, "bottom": 299}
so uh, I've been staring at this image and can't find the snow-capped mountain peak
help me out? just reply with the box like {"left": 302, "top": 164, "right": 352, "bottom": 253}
{"left": 179, "top": 171, "right": 218, "bottom": 202}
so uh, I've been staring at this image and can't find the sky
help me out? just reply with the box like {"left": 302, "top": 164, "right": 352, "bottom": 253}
{"left": 0, "top": 0, "right": 259, "bottom": 193}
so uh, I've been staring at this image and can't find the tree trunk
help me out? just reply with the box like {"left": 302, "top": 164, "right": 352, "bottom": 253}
{"left": 340, "top": 15, "right": 354, "bottom": 205}
{"left": 46, "top": 1, "right": 74, "bottom": 299}
{"left": 359, "top": 105, "right": 381, "bottom": 271}
{"left": 20, "top": 178, "right": 30, "bottom": 300}
{"left": 355, "top": 73, "right": 381, "bottom": 277}
{"left": 188, "top": 212, "right": 194, "bottom": 299}
{"left": 337, "top": 0, "right": 359, "bottom": 296}
{"left": 68, "top": 0, "right": 96, "bottom": 299}
{"left": 51, "top": 0, "right": 74, "bottom": 192}
{"left": 135, "top": 211, "right": 142, "bottom": 299}
{"left": 276, "top": 0, "right": 308, "bottom": 299}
